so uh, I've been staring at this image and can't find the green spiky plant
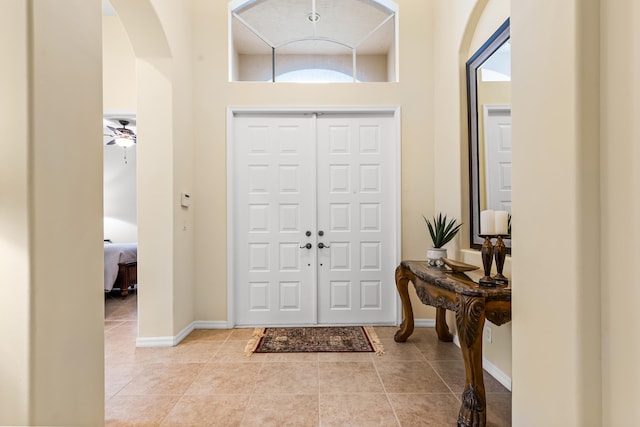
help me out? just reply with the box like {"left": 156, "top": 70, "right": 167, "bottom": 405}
{"left": 423, "top": 213, "right": 463, "bottom": 248}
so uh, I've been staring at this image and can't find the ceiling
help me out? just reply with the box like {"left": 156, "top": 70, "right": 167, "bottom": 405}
{"left": 232, "top": 0, "right": 395, "bottom": 55}
{"left": 102, "top": 0, "right": 116, "bottom": 16}
{"left": 103, "top": 0, "right": 395, "bottom": 56}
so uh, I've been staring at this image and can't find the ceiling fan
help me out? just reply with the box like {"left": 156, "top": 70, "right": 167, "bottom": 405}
{"left": 104, "top": 119, "right": 136, "bottom": 148}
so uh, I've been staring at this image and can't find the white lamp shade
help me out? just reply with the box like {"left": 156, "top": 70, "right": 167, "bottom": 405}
{"left": 115, "top": 137, "right": 135, "bottom": 148}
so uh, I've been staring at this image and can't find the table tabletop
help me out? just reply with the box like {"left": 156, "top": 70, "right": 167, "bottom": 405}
{"left": 400, "top": 260, "right": 511, "bottom": 299}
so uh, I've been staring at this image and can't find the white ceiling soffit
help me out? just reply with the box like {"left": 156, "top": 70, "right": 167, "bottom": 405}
{"left": 102, "top": 0, "right": 116, "bottom": 16}
{"left": 232, "top": 0, "right": 395, "bottom": 55}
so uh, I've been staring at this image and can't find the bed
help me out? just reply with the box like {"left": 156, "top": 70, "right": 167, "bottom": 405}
{"left": 104, "top": 242, "right": 137, "bottom": 296}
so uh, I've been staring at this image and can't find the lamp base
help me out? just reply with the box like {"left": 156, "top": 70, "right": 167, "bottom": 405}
{"left": 492, "top": 273, "right": 509, "bottom": 285}
{"left": 479, "top": 276, "right": 498, "bottom": 287}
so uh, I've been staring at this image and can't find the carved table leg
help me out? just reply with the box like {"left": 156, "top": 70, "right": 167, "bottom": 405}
{"left": 455, "top": 295, "right": 487, "bottom": 427}
{"left": 435, "top": 306, "right": 454, "bottom": 342}
{"left": 394, "top": 265, "right": 415, "bottom": 342}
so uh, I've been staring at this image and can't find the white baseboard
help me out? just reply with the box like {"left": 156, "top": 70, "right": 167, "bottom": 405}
{"left": 453, "top": 334, "right": 512, "bottom": 391}
{"left": 135, "top": 335, "right": 177, "bottom": 347}
{"left": 192, "top": 320, "right": 232, "bottom": 329}
{"left": 135, "top": 320, "right": 231, "bottom": 348}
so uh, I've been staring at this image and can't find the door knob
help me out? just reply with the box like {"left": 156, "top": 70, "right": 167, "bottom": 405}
{"left": 300, "top": 243, "right": 312, "bottom": 249}
{"left": 318, "top": 242, "right": 330, "bottom": 249}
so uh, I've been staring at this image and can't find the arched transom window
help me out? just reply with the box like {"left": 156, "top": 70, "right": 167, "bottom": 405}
{"left": 230, "top": 0, "right": 398, "bottom": 82}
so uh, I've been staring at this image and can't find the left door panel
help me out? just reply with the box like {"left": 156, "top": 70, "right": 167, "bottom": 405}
{"left": 233, "top": 114, "right": 316, "bottom": 326}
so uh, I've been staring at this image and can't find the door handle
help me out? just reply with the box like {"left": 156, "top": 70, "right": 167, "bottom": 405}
{"left": 300, "top": 243, "right": 312, "bottom": 249}
{"left": 318, "top": 242, "right": 330, "bottom": 249}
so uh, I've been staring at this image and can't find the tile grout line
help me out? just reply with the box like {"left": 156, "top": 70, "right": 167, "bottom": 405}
{"left": 239, "top": 340, "right": 267, "bottom": 426}
{"left": 426, "top": 359, "right": 462, "bottom": 403}
{"left": 370, "top": 330, "right": 403, "bottom": 426}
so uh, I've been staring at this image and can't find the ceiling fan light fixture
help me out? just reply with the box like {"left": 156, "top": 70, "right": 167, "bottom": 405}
{"left": 115, "top": 136, "right": 135, "bottom": 148}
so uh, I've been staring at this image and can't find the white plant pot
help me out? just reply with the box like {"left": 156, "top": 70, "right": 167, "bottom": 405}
{"left": 426, "top": 247, "right": 447, "bottom": 268}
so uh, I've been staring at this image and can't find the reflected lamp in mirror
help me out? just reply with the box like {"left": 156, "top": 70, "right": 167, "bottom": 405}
{"left": 466, "top": 18, "right": 511, "bottom": 251}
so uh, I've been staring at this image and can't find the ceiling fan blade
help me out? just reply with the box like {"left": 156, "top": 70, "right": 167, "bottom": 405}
{"left": 105, "top": 140, "right": 116, "bottom": 145}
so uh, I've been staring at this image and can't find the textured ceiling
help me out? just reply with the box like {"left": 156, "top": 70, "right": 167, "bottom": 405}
{"left": 232, "top": 0, "right": 395, "bottom": 55}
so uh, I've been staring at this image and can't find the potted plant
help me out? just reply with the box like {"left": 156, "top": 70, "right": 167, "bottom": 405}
{"left": 423, "top": 213, "right": 462, "bottom": 268}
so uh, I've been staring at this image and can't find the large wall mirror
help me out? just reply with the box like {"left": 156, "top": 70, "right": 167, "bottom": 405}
{"left": 467, "top": 18, "right": 511, "bottom": 250}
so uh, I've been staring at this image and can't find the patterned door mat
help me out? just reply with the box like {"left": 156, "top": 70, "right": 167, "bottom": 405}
{"left": 245, "top": 326, "right": 384, "bottom": 356}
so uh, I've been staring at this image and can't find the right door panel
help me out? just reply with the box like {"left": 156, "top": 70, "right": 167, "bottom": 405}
{"left": 316, "top": 113, "right": 397, "bottom": 324}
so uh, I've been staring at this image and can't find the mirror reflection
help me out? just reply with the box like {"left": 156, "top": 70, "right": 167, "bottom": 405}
{"left": 467, "top": 19, "right": 511, "bottom": 250}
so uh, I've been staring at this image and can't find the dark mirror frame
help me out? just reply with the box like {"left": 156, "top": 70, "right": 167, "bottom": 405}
{"left": 466, "top": 18, "right": 511, "bottom": 252}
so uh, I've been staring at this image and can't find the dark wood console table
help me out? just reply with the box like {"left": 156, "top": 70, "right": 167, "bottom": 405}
{"left": 394, "top": 260, "right": 511, "bottom": 427}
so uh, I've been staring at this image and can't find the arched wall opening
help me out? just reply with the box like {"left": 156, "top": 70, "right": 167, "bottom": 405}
{"left": 107, "top": 0, "right": 183, "bottom": 340}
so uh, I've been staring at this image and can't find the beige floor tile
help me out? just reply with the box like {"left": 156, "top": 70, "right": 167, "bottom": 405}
{"left": 319, "top": 362, "right": 384, "bottom": 393}
{"left": 105, "top": 320, "right": 126, "bottom": 332}
{"left": 186, "top": 362, "right": 262, "bottom": 395}
{"left": 387, "top": 393, "right": 460, "bottom": 426}
{"left": 105, "top": 362, "right": 137, "bottom": 400}
{"left": 317, "top": 352, "right": 374, "bottom": 363}
{"left": 486, "top": 393, "right": 512, "bottom": 427}
{"left": 169, "top": 340, "right": 223, "bottom": 364}
{"left": 118, "top": 362, "right": 204, "bottom": 396}
{"left": 373, "top": 326, "right": 401, "bottom": 339}
{"left": 213, "top": 339, "right": 265, "bottom": 363}
{"left": 242, "top": 394, "right": 319, "bottom": 427}
{"left": 414, "top": 339, "right": 463, "bottom": 362}
{"left": 104, "top": 295, "right": 511, "bottom": 426}
{"left": 182, "top": 329, "right": 233, "bottom": 342}
{"left": 161, "top": 394, "right": 250, "bottom": 427}
{"left": 319, "top": 393, "right": 398, "bottom": 427}
{"left": 259, "top": 352, "right": 320, "bottom": 362}
{"left": 228, "top": 328, "right": 258, "bottom": 340}
{"left": 105, "top": 394, "right": 180, "bottom": 426}
{"left": 374, "top": 339, "right": 427, "bottom": 363}
{"left": 375, "top": 361, "right": 450, "bottom": 394}
{"left": 253, "top": 362, "right": 319, "bottom": 394}
{"left": 429, "top": 360, "right": 508, "bottom": 393}
{"left": 128, "top": 346, "right": 183, "bottom": 365}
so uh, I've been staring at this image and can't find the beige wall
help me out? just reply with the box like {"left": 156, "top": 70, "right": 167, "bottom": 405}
{"left": 109, "top": 0, "right": 197, "bottom": 339}
{"left": 511, "top": 0, "right": 602, "bottom": 425}
{"left": 0, "top": 0, "right": 104, "bottom": 425}
{"left": 103, "top": 16, "right": 137, "bottom": 112}
{"left": 432, "top": 0, "right": 512, "bottom": 380}
{"left": 0, "top": 1, "right": 31, "bottom": 422}
{"left": 237, "top": 54, "right": 389, "bottom": 82}
{"left": 600, "top": 0, "right": 639, "bottom": 424}
{"left": 191, "top": 0, "right": 436, "bottom": 324}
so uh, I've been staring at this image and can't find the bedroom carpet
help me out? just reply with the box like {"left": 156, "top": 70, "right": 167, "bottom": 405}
{"left": 245, "top": 326, "right": 384, "bottom": 356}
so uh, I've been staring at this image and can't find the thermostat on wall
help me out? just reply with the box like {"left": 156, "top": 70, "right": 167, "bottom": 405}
{"left": 181, "top": 193, "right": 191, "bottom": 207}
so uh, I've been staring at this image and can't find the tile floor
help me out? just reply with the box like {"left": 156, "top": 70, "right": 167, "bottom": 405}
{"left": 105, "top": 290, "right": 511, "bottom": 426}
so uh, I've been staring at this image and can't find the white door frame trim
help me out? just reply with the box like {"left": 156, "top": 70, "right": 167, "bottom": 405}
{"left": 226, "top": 106, "right": 402, "bottom": 327}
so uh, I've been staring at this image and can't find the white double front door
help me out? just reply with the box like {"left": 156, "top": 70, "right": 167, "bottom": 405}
{"left": 231, "top": 110, "right": 398, "bottom": 326}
